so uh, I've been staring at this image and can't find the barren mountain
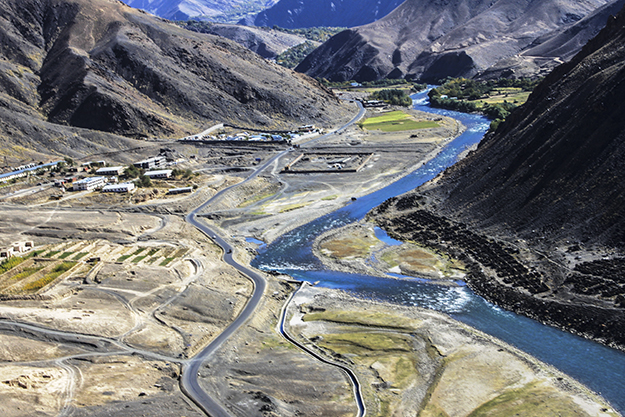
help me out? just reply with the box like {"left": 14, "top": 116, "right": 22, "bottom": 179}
{"left": 0, "top": 0, "right": 349, "bottom": 161}
{"left": 297, "top": 0, "right": 616, "bottom": 82}
{"left": 253, "top": 0, "right": 404, "bottom": 29}
{"left": 371, "top": 4, "right": 625, "bottom": 347}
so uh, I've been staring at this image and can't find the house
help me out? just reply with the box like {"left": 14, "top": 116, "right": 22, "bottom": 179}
{"left": 72, "top": 176, "right": 106, "bottom": 191}
{"left": 297, "top": 125, "right": 316, "bottom": 132}
{"left": 102, "top": 182, "right": 135, "bottom": 193}
{"left": 96, "top": 166, "right": 125, "bottom": 176}
{"left": 134, "top": 156, "right": 166, "bottom": 170}
{"left": 0, "top": 241, "right": 34, "bottom": 259}
{"left": 145, "top": 170, "right": 172, "bottom": 179}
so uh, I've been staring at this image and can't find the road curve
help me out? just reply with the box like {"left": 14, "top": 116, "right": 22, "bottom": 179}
{"left": 181, "top": 100, "right": 366, "bottom": 417}
{"left": 277, "top": 282, "right": 367, "bottom": 417}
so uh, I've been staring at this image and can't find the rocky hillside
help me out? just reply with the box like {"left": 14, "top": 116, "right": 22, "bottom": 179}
{"left": 0, "top": 0, "right": 350, "bottom": 161}
{"left": 253, "top": 0, "right": 404, "bottom": 29}
{"left": 297, "top": 0, "right": 617, "bottom": 82}
{"left": 371, "top": 4, "right": 625, "bottom": 348}
{"left": 123, "top": 0, "right": 278, "bottom": 22}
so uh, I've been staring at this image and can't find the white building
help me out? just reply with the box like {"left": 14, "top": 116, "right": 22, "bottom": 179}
{"left": 168, "top": 187, "right": 193, "bottom": 195}
{"left": 145, "top": 170, "right": 172, "bottom": 179}
{"left": 102, "top": 182, "right": 135, "bottom": 193}
{"left": 134, "top": 156, "right": 166, "bottom": 170}
{"left": 96, "top": 166, "right": 125, "bottom": 176}
{"left": 0, "top": 241, "right": 34, "bottom": 259}
{"left": 72, "top": 176, "right": 106, "bottom": 191}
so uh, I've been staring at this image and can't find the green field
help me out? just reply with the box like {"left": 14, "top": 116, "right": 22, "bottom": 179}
{"left": 361, "top": 111, "right": 439, "bottom": 132}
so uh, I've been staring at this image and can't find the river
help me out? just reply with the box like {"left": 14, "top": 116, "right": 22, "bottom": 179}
{"left": 252, "top": 89, "right": 625, "bottom": 413}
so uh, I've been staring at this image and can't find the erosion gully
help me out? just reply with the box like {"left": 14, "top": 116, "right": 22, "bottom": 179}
{"left": 252, "top": 89, "right": 625, "bottom": 414}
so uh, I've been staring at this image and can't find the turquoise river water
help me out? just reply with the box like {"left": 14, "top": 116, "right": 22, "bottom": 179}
{"left": 252, "top": 89, "right": 625, "bottom": 413}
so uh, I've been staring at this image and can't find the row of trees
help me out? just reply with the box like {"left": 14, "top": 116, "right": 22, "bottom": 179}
{"left": 370, "top": 89, "right": 413, "bottom": 106}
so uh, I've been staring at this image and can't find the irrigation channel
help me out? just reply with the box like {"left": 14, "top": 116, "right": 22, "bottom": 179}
{"left": 253, "top": 88, "right": 625, "bottom": 414}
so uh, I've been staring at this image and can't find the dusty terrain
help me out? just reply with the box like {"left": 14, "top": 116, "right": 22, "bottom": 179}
{"left": 199, "top": 108, "right": 463, "bottom": 243}
{"left": 0, "top": 103, "right": 620, "bottom": 417}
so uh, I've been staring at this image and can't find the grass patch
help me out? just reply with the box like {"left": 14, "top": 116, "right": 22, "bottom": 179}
{"left": 42, "top": 250, "right": 60, "bottom": 258}
{"left": 467, "top": 382, "right": 593, "bottom": 417}
{"left": 147, "top": 248, "right": 160, "bottom": 256}
{"left": 318, "top": 331, "right": 413, "bottom": 354}
{"left": 159, "top": 257, "right": 175, "bottom": 266}
{"left": 304, "top": 310, "right": 417, "bottom": 330}
{"left": 132, "top": 255, "right": 147, "bottom": 263}
{"left": 279, "top": 203, "right": 308, "bottom": 213}
{"left": 237, "top": 192, "right": 276, "bottom": 208}
{"left": 361, "top": 111, "right": 439, "bottom": 132}
{"left": 117, "top": 254, "right": 132, "bottom": 262}
{"left": 22, "top": 261, "right": 76, "bottom": 293}
{"left": 132, "top": 247, "right": 146, "bottom": 256}
{"left": 26, "top": 250, "right": 46, "bottom": 258}
{"left": 5, "top": 266, "right": 45, "bottom": 286}
{"left": 320, "top": 235, "right": 379, "bottom": 259}
{"left": 58, "top": 252, "right": 74, "bottom": 259}
{"left": 0, "top": 256, "right": 27, "bottom": 274}
{"left": 72, "top": 252, "right": 89, "bottom": 260}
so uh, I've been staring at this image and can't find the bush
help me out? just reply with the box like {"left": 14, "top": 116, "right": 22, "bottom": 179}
{"left": 370, "top": 89, "right": 413, "bottom": 106}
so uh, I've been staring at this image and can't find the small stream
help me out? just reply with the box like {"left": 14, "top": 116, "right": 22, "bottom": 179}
{"left": 252, "top": 89, "right": 625, "bottom": 413}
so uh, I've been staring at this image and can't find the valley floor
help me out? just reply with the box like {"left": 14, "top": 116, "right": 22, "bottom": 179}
{"left": 0, "top": 104, "right": 618, "bottom": 416}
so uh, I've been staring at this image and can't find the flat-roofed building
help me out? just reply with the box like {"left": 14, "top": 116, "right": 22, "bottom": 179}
{"left": 102, "top": 182, "right": 135, "bottom": 193}
{"left": 96, "top": 166, "right": 125, "bottom": 176}
{"left": 168, "top": 187, "right": 193, "bottom": 195}
{"left": 134, "top": 156, "right": 166, "bottom": 170}
{"left": 145, "top": 170, "right": 172, "bottom": 179}
{"left": 73, "top": 176, "right": 106, "bottom": 191}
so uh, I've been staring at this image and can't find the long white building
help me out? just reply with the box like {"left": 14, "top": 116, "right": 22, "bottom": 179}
{"left": 72, "top": 176, "right": 106, "bottom": 191}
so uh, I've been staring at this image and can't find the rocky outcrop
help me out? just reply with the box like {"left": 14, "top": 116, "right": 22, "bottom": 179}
{"left": 297, "top": 0, "right": 617, "bottom": 82}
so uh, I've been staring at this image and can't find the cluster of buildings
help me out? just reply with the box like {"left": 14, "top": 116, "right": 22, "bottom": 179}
{"left": 180, "top": 126, "right": 320, "bottom": 143}
{"left": 0, "top": 161, "right": 63, "bottom": 183}
{"left": 0, "top": 241, "right": 35, "bottom": 260}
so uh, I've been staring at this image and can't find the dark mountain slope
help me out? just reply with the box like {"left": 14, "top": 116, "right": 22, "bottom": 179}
{"left": 297, "top": 0, "right": 613, "bottom": 82}
{"left": 371, "top": 5, "right": 625, "bottom": 348}
{"left": 0, "top": 0, "right": 349, "bottom": 160}
{"left": 253, "top": 0, "right": 404, "bottom": 29}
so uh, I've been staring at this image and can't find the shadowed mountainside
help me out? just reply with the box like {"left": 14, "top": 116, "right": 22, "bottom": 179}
{"left": 297, "top": 0, "right": 618, "bottom": 82}
{"left": 371, "top": 4, "right": 625, "bottom": 348}
{"left": 253, "top": 0, "right": 404, "bottom": 29}
{"left": 0, "top": 0, "right": 349, "bottom": 160}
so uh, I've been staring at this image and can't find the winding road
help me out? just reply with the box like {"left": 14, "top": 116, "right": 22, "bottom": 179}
{"left": 181, "top": 101, "right": 366, "bottom": 416}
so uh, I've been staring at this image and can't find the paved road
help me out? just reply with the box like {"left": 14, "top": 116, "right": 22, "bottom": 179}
{"left": 181, "top": 100, "right": 366, "bottom": 416}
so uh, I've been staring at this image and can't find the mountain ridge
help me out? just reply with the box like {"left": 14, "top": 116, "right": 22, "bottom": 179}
{"left": 0, "top": 0, "right": 350, "bottom": 161}
{"left": 252, "top": 0, "right": 404, "bottom": 29}
{"left": 297, "top": 0, "right": 616, "bottom": 82}
{"left": 370, "top": 2, "right": 625, "bottom": 348}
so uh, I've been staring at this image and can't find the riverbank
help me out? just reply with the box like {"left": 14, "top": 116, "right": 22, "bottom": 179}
{"left": 284, "top": 283, "right": 618, "bottom": 417}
